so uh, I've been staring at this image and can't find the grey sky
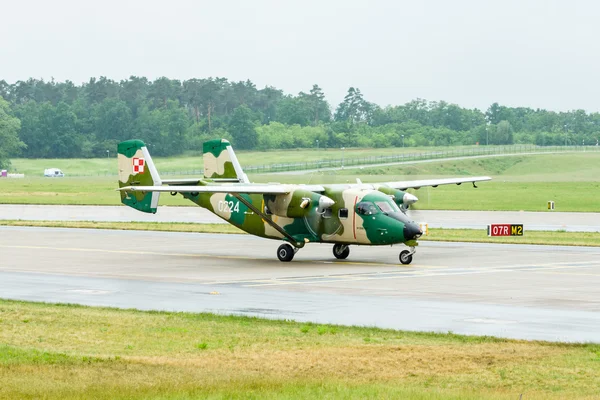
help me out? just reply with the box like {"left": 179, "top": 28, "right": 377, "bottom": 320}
{"left": 1, "top": 0, "right": 598, "bottom": 112}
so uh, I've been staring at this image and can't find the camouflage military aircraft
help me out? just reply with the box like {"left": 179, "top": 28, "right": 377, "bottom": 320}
{"left": 118, "top": 139, "right": 490, "bottom": 264}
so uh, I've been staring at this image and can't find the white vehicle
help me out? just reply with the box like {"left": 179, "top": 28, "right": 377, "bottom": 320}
{"left": 44, "top": 168, "right": 65, "bottom": 178}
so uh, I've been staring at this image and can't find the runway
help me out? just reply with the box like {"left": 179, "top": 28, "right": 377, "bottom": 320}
{"left": 2, "top": 204, "right": 599, "bottom": 232}
{"left": 2, "top": 226, "right": 600, "bottom": 342}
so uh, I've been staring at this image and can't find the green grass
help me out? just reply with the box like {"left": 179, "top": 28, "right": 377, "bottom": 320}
{"left": 424, "top": 228, "right": 600, "bottom": 246}
{"left": 0, "top": 177, "right": 596, "bottom": 211}
{"left": 1, "top": 220, "right": 598, "bottom": 247}
{"left": 2, "top": 153, "right": 600, "bottom": 211}
{"left": 260, "top": 153, "right": 600, "bottom": 212}
{"left": 0, "top": 177, "right": 189, "bottom": 206}
{"left": 339, "top": 153, "right": 600, "bottom": 182}
{"left": 9, "top": 145, "right": 483, "bottom": 176}
{"left": 0, "top": 220, "right": 244, "bottom": 234}
{"left": 1, "top": 299, "right": 600, "bottom": 399}
{"left": 8, "top": 145, "right": 585, "bottom": 176}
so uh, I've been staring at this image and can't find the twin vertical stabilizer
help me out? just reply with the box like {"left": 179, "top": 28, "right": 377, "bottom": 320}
{"left": 202, "top": 139, "right": 249, "bottom": 183}
{"left": 117, "top": 139, "right": 162, "bottom": 213}
{"left": 118, "top": 138, "right": 249, "bottom": 213}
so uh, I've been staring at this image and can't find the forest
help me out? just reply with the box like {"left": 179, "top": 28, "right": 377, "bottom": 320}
{"left": 1, "top": 76, "right": 599, "bottom": 168}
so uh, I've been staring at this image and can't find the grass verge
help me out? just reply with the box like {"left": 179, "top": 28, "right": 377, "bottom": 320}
{"left": 7, "top": 145, "right": 528, "bottom": 176}
{"left": 1, "top": 299, "right": 600, "bottom": 399}
{"left": 2, "top": 153, "right": 600, "bottom": 211}
{"left": 3, "top": 178, "right": 599, "bottom": 212}
{"left": 0, "top": 220, "right": 244, "bottom": 234}
{"left": 1, "top": 220, "right": 598, "bottom": 247}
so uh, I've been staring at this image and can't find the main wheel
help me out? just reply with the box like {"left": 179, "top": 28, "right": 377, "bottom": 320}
{"left": 277, "top": 243, "right": 295, "bottom": 262}
{"left": 399, "top": 250, "right": 413, "bottom": 265}
{"left": 332, "top": 244, "right": 350, "bottom": 260}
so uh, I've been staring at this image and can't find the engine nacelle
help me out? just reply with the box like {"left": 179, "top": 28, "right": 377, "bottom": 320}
{"left": 264, "top": 189, "right": 334, "bottom": 218}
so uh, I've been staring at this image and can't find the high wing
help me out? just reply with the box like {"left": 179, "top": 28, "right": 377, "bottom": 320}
{"left": 383, "top": 176, "right": 491, "bottom": 190}
{"left": 118, "top": 184, "right": 326, "bottom": 194}
{"left": 161, "top": 178, "right": 239, "bottom": 185}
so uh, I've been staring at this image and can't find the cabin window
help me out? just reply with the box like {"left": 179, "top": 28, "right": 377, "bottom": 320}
{"left": 356, "top": 202, "right": 378, "bottom": 215}
{"left": 338, "top": 208, "right": 348, "bottom": 219}
{"left": 323, "top": 208, "right": 333, "bottom": 218}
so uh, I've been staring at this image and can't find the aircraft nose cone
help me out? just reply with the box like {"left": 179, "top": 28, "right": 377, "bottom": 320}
{"left": 403, "top": 222, "right": 422, "bottom": 240}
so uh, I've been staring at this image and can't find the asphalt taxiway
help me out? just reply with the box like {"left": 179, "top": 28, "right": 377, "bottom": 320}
{"left": 2, "top": 226, "right": 600, "bottom": 342}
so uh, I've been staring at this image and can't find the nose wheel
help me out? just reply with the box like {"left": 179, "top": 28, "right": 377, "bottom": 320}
{"left": 399, "top": 247, "right": 416, "bottom": 265}
{"left": 332, "top": 244, "right": 350, "bottom": 260}
{"left": 277, "top": 243, "right": 296, "bottom": 262}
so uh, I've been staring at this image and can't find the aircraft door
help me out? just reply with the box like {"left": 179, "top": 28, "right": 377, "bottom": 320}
{"left": 354, "top": 199, "right": 376, "bottom": 244}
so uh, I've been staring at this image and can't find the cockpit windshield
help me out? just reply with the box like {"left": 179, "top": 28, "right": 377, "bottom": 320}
{"left": 375, "top": 201, "right": 400, "bottom": 214}
{"left": 356, "top": 202, "right": 379, "bottom": 215}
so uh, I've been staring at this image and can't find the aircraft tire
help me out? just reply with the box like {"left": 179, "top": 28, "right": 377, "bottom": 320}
{"left": 277, "top": 243, "right": 295, "bottom": 262}
{"left": 333, "top": 244, "right": 350, "bottom": 260}
{"left": 399, "top": 250, "right": 413, "bottom": 265}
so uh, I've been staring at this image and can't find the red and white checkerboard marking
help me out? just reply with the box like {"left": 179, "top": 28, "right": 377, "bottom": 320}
{"left": 133, "top": 158, "right": 145, "bottom": 173}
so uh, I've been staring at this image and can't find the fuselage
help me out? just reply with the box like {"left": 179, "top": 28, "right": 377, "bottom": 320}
{"left": 183, "top": 185, "right": 422, "bottom": 246}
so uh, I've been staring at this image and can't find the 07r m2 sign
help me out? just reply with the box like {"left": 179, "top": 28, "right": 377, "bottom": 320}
{"left": 487, "top": 224, "right": 524, "bottom": 237}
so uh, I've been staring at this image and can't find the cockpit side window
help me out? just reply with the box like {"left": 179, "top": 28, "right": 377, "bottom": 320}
{"left": 356, "top": 202, "right": 378, "bottom": 215}
{"left": 375, "top": 201, "right": 401, "bottom": 214}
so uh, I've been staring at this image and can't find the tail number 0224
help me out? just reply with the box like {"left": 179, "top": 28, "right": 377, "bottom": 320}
{"left": 218, "top": 200, "right": 240, "bottom": 213}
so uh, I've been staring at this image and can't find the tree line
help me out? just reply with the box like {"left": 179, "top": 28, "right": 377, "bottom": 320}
{"left": 1, "top": 76, "right": 600, "bottom": 167}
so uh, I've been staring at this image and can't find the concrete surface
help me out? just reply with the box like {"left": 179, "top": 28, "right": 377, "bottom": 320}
{"left": 2, "top": 226, "right": 600, "bottom": 342}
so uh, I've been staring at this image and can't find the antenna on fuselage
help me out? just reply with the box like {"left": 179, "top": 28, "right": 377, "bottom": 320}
{"left": 307, "top": 170, "right": 316, "bottom": 185}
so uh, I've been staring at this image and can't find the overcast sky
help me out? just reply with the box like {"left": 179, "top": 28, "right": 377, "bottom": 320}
{"left": 1, "top": 0, "right": 598, "bottom": 112}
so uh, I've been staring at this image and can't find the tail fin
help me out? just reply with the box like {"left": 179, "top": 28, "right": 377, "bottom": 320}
{"left": 117, "top": 139, "right": 162, "bottom": 214}
{"left": 203, "top": 139, "right": 249, "bottom": 183}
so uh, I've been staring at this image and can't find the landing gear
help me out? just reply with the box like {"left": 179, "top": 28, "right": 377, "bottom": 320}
{"left": 332, "top": 244, "right": 350, "bottom": 260}
{"left": 399, "top": 247, "right": 416, "bottom": 265}
{"left": 277, "top": 243, "right": 295, "bottom": 262}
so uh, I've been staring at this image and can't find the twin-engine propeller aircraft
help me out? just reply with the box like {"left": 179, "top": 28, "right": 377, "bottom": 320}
{"left": 118, "top": 139, "right": 490, "bottom": 264}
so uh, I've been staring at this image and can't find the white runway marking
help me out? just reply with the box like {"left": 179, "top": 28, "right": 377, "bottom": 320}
{"left": 464, "top": 318, "right": 518, "bottom": 325}
{"left": 66, "top": 289, "right": 111, "bottom": 295}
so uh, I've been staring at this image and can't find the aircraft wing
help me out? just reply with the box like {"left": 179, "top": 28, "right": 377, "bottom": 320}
{"left": 160, "top": 178, "right": 202, "bottom": 185}
{"left": 383, "top": 176, "right": 492, "bottom": 190}
{"left": 161, "top": 178, "right": 244, "bottom": 184}
{"left": 119, "top": 184, "right": 325, "bottom": 195}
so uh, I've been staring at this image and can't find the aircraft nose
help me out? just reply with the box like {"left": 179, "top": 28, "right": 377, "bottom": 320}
{"left": 403, "top": 222, "right": 422, "bottom": 240}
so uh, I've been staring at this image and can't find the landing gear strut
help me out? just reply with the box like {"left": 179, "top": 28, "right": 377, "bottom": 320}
{"left": 399, "top": 246, "right": 416, "bottom": 265}
{"left": 332, "top": 244, "right": 350, "bottom": 260}
{"left": 277, "top": 243, "right": 295, "bottom": 262}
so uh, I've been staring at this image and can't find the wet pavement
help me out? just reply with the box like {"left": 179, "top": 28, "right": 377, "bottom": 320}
{"left": 2, "top": 226, "right": 600, "bottom": 342}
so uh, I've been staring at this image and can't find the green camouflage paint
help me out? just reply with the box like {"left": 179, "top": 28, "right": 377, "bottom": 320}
{"left": 118, "top": 139, "right": 423, "bottom": 249}
{"left": 117, "top": 140, "right": 160, "bottom": 214}
{"left": 357, "top": 192, "right": 406, "bottom": 244}
{"left": 202, "top": 139, "right": 238, "bottom": 180}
